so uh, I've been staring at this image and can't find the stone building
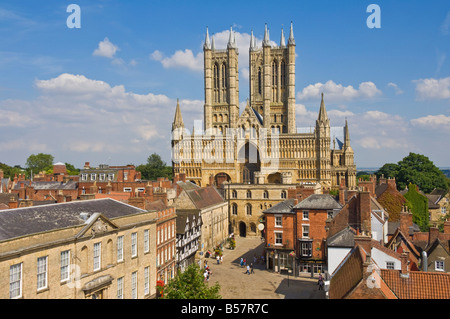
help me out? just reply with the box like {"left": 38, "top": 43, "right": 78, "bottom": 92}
{"left": 171, "top": 23, "right": 356, "bottom": 190}
{"left": 171, "top": 23, "right": 357, "bottom": 237}
{"left": 173, "top": 181, "right": 228, "bottom": 266}
{"left": 0, "top": 198, "right": 158, "bottom": 299}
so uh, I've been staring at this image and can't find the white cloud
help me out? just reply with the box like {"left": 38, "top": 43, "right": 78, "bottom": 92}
{"left": 413, "top": 77, "right": 450, "bottom": 100}
{"left": 151, "top": 49, "right": 203, "bottom": 71}
{"left": 411, "top": 114, "right": 450, "bottom": 129}
{"left": 441, "top": 11, "right": 450, "bottom": 35}
{"left": 387, "top": 82, "right": 404, "bottom": 95}
{"left": 150, "top": 27, "right": 277, "bottom": 74}
{"left": 297, "top": 80, "right": 382, "bottom": 102}
{"left": 93, "top": 37, "right": 119, "bottom": 58}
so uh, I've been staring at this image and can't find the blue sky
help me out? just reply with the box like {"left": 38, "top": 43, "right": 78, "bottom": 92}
{"left": 0, "top": 0, "right": 449, "bottom": 170}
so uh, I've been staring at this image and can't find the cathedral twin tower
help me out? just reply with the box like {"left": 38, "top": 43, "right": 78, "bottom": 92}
{"left": 172, "top": 22, "right": 356, "bottom": 190}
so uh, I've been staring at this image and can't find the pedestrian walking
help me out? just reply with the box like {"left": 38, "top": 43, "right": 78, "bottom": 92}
{"left": 245, "top": 264, "right": 250, "bottom": 275}
{"left": 318, "top": 274, "right": 324, "bottom": 290}
{"left": 216, "top": 255, "right": 220, "bottom": 264}
{"left": 240, "top": 257, "right": 244, "bottom": 267}
{"left": 220, "top": 255, "right": 223, "bottom": 264}
{"left": 243, "top": 258, "right": 246, "bottom": 266}
{"left": 250, "top": 263, "right": 254, "bottom": 274}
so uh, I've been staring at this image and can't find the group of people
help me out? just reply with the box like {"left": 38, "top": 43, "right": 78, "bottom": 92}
{"left": 240, "top": 257, "right": 254, "bottom": 275}
{"left": 203, "top": 261, "right": 212, "bottom": 282}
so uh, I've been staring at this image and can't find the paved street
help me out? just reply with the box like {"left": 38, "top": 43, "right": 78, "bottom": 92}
{"left": 205, "top": 236, "right": 326, "bottom": 299}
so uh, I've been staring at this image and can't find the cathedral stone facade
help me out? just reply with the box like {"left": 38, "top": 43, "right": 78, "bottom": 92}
{"left": 171, "top": 23, "right": 356, "bottom": 235}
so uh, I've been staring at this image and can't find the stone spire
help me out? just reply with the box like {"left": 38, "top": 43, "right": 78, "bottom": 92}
{"left": 280, "top": 27, "right": 286, "bottom": 48}
{"left": 227, "top": 26, "right": 236, "bottom": 49}
{"left": 263, "top": 23, "right": 271, "bottom": 47}
{"left": 288, "top": 21, "right": 295, "bottom": 45}
{"left": 317, "top": 93, "right": 329, "bottom": 123}
{"left": 211, "top": 35, "right": 215, "bottom": 51}
{"left": 172, "top": 98, "right": 184, "bottom": 131}
{"left": 203, "top": 27, "right": 211, "bottom": 50}
{"left": 250, "top": 29, "right": 256, "bottom": 50}
{"left": 344, "top": 118, "right": 351, "bottom": 147}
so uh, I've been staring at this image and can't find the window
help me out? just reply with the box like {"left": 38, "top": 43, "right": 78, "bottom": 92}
{"left": 117, "top": 236, "right": 124, "bottom": 262}
{"left": 303, "top": 211, "right": 309, "bottom": 220}
{"left": 232, "top": 203, "right": 238, "bottom": 215}
{"left": 232, "top": 190, "right": 237, "bottom": 199}
{"left": 275, "top": 232, "right": 283, "bottom": 246}
{"left": 131, "top": 272, "right": 137, "bottom": 299}
{"left": 131, "top": 232, "right": 137, "bottom": 257}
{"left": 327, "top": 211, "right": 334, "bottom": 219}
{"left": 123, "top": 187, "right": 132, "bottom": 192}
{"left": 9, "top": 263, "right": 22, "bottom": 299}
{"left": 144, "top": 267, "right": 150, "bottom": 295}
{"left": 246, "top": 190, "right": 252, "bottom": 199}
{"left": 263, "top": 191, "right": 269, "bottom": 199}
{"left": 93, "top": 242, "right": 101, "bottom": 271}
{"left": 436, "top": 261, "right": 445, "bottom": 271}
{"left": 275, "top": 215, "right": 282, "bottom": 227}
{"left": 386, "top": 261, "right": 395, "bottom": 270}
{"left": 124, "top": 172, "right": 128, "bottom": 181}
{"left": 81, "top": 173, "right": 87, "bottom": 181}
{"left": 37, "top": 256, "right": 48, "bottom": 290}
{"left": 144, "top": 230, "right": 149, "bottom": 253}
{"left": 246, "top": 204, "right": 252, "bottom": 216}
{"left": 281, "top": 191, "right": 286, "bottom": 199}
{"left": 108, "top": 173, "right": 114, "bottom": 181}
{"left": 60, "top": 250, "right": 70, "bottom": 282}
{"left": 302, "top": 225, "right": 310, "bottom": 238}
{"left": 117, "top": 277, "right": 124, "bottom": 299}
{"left": 442, "top": 207, "right": 447, "bottom": 215}
{"left": 301, "top": 242, "right": 312, "bottom": 257}
{"left": 99, "top": 173, "right": 106, "bottom": 181}
{"left": 258, "top": 67, "right": 262, "bottom": 94}
{"left": 90, "top": 173, "right": 96, "bottom": 181}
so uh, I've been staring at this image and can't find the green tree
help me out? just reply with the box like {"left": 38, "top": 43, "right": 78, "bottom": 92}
{"left": 25, "top": 153, "right": 54, "bottom": 175}
{"left": 137, "top": 153, "right": 172, "bottom": 181}
{"left": 162, "top": 264, "right": 221, "bottom": 299}
{"left": 65, "top": 163, "right": 80, "bottom": 175}
{"left": 0, "top": 163, "right": 24, "bottom": 180}
{"left": 404, "top": 183, "right": 429, "bottom": 232}
{"left": 375, "top": 153, "right": 448, "bottom": 193}
{"left": 375, "top": 163, "right": 398, "bottom": 179}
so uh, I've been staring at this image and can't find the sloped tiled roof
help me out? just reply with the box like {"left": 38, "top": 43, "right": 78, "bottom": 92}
{"left": 294, "top": 194, "right": 342, "bottom": 210}
{"left": 185, "top": 186, "right": 225, "bottom": 210}
{"left": 327, "top": 226, "right": 356, "bottom": 248}
{"left": 0, "top": 198, "right": 146, "bottom": 241}
{"left": 263, "top": 199, "right": 296, "bottom": 214}
{"left": 380, "top": 270, "right": 450, "bottom": 299}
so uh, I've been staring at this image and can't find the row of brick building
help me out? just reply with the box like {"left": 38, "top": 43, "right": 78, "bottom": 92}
{"left": 262, "top": 176, "right": 450, "bottom": 298}
{"left": 0, "top": 162, "right": 229, "bottom": 299}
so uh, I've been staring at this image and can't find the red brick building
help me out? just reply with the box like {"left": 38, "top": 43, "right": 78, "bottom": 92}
{"left": 264, "top": 194, "right": 343, "bottom": 276}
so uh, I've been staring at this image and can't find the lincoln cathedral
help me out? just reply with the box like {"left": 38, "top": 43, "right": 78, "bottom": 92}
{"left": 171, "top": 22, "right": 356, "bottom": 236}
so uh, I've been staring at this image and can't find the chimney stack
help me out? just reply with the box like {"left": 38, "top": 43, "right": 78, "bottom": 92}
{"left": 399, "top": 206, "right": 412, "bottom": 238}
{"left": 400, "top": 251, "right": 410, "bottom": 277}
{"left": 9, "top": 196, "right": 18, "bottom": 209}
{"left": 354, "top": 233, "right": 372, "bottom": 256}
{"left": 428, "top": 226, "right": 440, "bottom": 245}
{"left": 444, "top": 219, "right": 450, "bottom": 234}
{"left": 359, "top": 191, "right": 371, "bottom": 234}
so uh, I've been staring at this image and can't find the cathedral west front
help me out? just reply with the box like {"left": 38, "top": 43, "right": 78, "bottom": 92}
{"left": 171, "top": 23, "right": 356, "bottom": 236}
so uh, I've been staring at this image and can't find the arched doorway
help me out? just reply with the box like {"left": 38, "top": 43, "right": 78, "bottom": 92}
{"left": 238, "top": 142, "right": 260, "bottom": 184}
{"left": 239, "top": 222, "right": 247, "bottom": 237}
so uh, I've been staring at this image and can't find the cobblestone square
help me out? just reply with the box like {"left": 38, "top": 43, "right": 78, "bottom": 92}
{"left": 205, "top": 236, "right": 326, "bottom": 299}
